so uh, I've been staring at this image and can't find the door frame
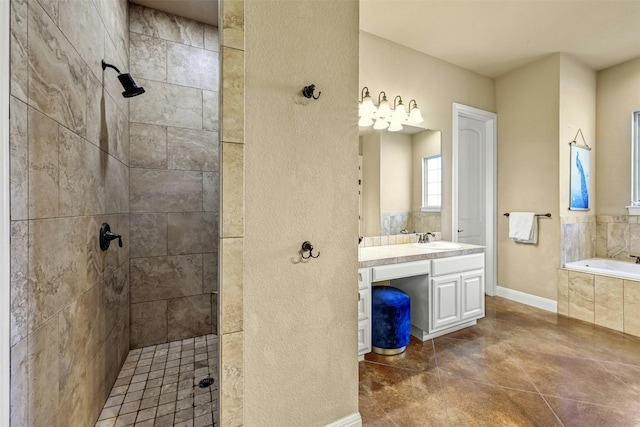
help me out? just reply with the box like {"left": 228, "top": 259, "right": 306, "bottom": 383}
{"left": 452, "top": 103, "right": 497, "bottom": 296}
{"left": 1, "top": 0, "right": 11, "bottom": 421}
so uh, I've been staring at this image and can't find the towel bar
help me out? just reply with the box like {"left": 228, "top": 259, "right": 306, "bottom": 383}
{"left": 503, "top": 213, "right": 551, "bottom": 218}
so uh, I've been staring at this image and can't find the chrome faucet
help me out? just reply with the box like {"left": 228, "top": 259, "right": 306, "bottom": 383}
{"left": 418, "top": 232, "right": 436, "bottom": 243}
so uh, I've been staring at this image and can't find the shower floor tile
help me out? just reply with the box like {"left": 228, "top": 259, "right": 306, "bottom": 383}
{"left": 96, "top": 334, "right": 219, "bottom": 427}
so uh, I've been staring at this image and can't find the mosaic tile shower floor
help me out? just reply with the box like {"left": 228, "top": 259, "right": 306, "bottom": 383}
{"left": 95, "top": 335, "right": 219, "bottom": 427}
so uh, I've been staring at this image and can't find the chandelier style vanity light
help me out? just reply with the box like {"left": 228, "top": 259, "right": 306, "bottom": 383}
{"left": 358, "top": 87, "right": 424, "bottom": 132}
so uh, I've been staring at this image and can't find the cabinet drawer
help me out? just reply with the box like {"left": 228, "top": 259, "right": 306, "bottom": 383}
{"left": 372, "top": 261, "right": 430, "bottom": 281}
{"left": 431, "top": 254, "right": 484, "bottom": 277}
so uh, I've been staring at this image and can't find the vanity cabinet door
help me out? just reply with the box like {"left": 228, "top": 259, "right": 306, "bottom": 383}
{"left": 430, "top": 274, "right": 462, "bottom": 332}
{"left": 358, "top": 268, "right": 372, "bottom": 355}
{"left": 461, "top": 270, "right": 484, "bottom": 321}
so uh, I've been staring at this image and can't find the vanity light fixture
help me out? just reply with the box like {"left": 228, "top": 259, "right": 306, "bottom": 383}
{"left": 358, "top": 87, "right": 424, "bottom": 132}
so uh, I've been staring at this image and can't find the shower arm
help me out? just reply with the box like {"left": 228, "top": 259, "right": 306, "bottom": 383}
{"left": 101, "top": 60, "right": 121, "bottom": 74}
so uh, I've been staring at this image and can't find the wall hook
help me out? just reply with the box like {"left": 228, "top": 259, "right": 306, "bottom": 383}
{"left": 302, "top": 84, "right": 321, "bottom": 100}
{"left": 301, "top": 241, "right": 320, "bottom": 259}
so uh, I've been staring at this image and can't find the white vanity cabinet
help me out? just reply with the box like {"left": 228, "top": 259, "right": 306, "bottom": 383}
{"left": 393, "top": 253, "right": 485, "bottom": 341}
{"left": 357, "top": 268, "right": 372, "bottom": 355}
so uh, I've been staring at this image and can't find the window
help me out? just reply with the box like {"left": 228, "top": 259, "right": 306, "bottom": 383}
{"left": 633, "top": 111, "right": 640, "bottom": 205}
{"left": 422, "top": 155, "right": 441, "bottom": 211}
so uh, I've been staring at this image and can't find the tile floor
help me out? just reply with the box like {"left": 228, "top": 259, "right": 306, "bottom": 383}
{"left": 360, "top": 296, "right": 640, "bottom": 426}
{"left": 95, "top": 334, "right": 219, "bottom": 427}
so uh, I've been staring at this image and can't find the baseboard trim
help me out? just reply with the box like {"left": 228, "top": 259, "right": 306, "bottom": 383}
{"left": 496, "top": 286, "right": 557, "bottom": 313}
{"left": 325, "top": 413, "right": 362, "bottom": 427}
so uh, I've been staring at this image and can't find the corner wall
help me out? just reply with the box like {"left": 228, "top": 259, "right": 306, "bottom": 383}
{"left": 127, "top": 4, "right": 219, "bottom": 349}
{"left": 496, "top": 54, "right": 561, "bottom": 300}
{"left": 244, "top": 2, "right": 360, "bottom": 425}
{"left": 10, "top": 0, "right": 130, "bottom": 424}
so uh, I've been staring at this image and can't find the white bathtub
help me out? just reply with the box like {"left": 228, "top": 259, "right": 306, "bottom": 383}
{"left": 564, "top": 258, "right": 640, "bottom": 282}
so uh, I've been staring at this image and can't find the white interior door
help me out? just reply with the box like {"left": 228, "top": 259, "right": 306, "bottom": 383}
{"left": 457, "top": 116, "right": 486, "bottom": 245}
{"left": 453, "top": 103, "right": 497, "bottom": 296}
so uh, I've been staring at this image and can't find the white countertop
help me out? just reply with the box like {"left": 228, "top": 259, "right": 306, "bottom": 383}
{"left": 358, "top": 242, "right": 485, "bottom": 268}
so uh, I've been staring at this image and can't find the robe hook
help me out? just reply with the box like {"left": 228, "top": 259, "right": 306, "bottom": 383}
{"left": 302, "top": 84, "right": 321, "bottom": 100}
{"left": 301, "top": 241, "right": 320, "bottom": 259}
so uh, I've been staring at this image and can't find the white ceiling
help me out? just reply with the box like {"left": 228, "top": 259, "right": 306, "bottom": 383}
{"left": 130, "top": 0, "right": 218, "bottom": 26}
{"left": 360, "top": 0, "right": 640, "bottom": 78}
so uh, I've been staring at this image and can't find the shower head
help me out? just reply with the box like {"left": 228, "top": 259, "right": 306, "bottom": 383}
{"left": 101, "top": 60, "right": 145, "bottom": 98}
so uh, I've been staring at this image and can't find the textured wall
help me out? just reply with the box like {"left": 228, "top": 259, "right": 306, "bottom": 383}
{"left": 244, "top": 1, "right": 360, "bottom": 425}
{"left": 128, "top": 4, "right": 219, "bottom": 348}
{"left": 596, "top": 56, "right": 640, "bottom": 215}
{"left": 496, "top": 54, "right": 561, "bottom": 300}
{"left": 9, "top": 0, "right": 130, "bottom": 425}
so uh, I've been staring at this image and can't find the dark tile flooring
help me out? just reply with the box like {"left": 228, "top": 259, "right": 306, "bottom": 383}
{"left": 360, "top": 296, "right": 640, "bottom": 426}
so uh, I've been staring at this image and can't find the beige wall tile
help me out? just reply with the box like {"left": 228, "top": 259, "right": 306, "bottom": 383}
{"left": 28, "top": 0, "right": 87, "bottom": 135}
{"left": 221, "top": 238, "right": 243, "bottom": 334}
{"left": 204, "top": 172, "right": 220, "bottom": 212}
{"left": 221, "top": 331, "right": 243, "bottom": 427}
{"left": 630, "top": 223, "right": 640, "bottom": 256}
{"left": 104, "top": 264, "right": 129, "bottom": 338}
{"left": 59, "top": 284, "right": 102, "bottom": 399}
{"left": 131, "top": 300, "right": 168, "bottom": 348}
{"left": 29, "top": 316, "right": 59, "bottom": 427}
{"left": 221, "top": 47, "right": 244, "bottom": 143}
{"left": 84, "top": 73, "right": 103, "bottom": 148}
{"left": 203, "top": 252, "right": 219, "bottom": 294}
{"left": 10, "top": 221, "right": 29, "bottom": 347}
{"left": 557, "top": 269, "right": 569, "bottom": 316}
{"left": 130, "top": 79, "right": 203, "bottom": 130}
{"left": 130, "top": 213, "right": 168, "bottom": 258}
{"left": 34, "top": 0, "right": 58, "bottom": 26}
{"left": 59, "top": 126, "right": 105, "bottom": 216}
{"left": 10, "top": 96, "right": 28, "bottom": 220}
{"left": 205, "top": 25, "right": 219, "bottom": 52}
{"left": 221, "top": 0, "right": 244, "bottom": 51}
{"left": 58, "top": 0, "right": 104, "bottom": 79}
{"left": 116, "top": 213, "right": 130, "bottom": 267}
{"left": 167, "top": 295, "right": 213, "bottom": 341}
{"left": 596, "top": 222, "right": 607, "bottom": 258}
{"left": 96, "top": 0, "right": 129, "bottom": 67}
{"left": 56, "top": 368, "right": 96, "bottom": 427}
{"left": 104, "top": 153, "right": 130, "bottom": 214}
{"left": 130, "top": 255, "right": 203, "bottom": 303}
{"left": 594, "top": 275, "right": 624, "bottom": 331}
{"left": 130, "top": 32, "right": 167, "bottom": 82}
{"left": 167, "top": 127, "right": 219, "bottom": 171}
{"left": 130, "top": 3, "right": 204, "bottom": 47}
{"left": 29, "top": 217, "right": 100, "bottom": 331}
{"left": 203, "top": 90, "right": 219, "bottom": 132}
{"left": 568, "top": 271, "right": 595, "bottom": 323}
{"left": 624, "top": 280, "right": 640, "bottom": 337}
{"left": 167, "top": 42, "right": 218, "bottom": 91}
{"left": 168, "top": 211, "right": 217, "bottom": 255}
{"left": 607, "top": 222, "right": 629, "bottom": 260}
{"left": 221, "top": 142, "right": 244, "bottom": 237}
{"left": 130, "top": 123, "right": 168, "bottom": 169}
{"left": 103, "top": 36, "right": 129, "bottom": 116}
{"left": 10, "top": 338, "right": 28, "bottom": 427}
{"left": 130, "top": 169, "right": 203, "bottom": 213}
{"left": 10, "top": 0, "right": 28, "bottom": 102}
{"left": 28, "top": 107, "right": 59, "bottom": 219}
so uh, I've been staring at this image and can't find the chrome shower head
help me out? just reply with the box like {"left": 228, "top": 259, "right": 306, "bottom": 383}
{"left": 102, "top": 60, "right": 145, "bottom": 98}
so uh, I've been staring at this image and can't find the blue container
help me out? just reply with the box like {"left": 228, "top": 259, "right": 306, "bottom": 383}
{"left": 371, "top": 286, "right": 411, "bottom": 355}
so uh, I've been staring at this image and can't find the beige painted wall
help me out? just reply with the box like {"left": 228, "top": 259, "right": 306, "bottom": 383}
{"left": 496, "top": 54, "right": 561, "bottom": 300}
{"left": 380, "top": 132, "right": 412, "bottom": 212}
{"left": 245, "top": 2, "right": 360, "bottom": 426}
{"left": 596, "top": 57, "right": 640, "bottom": 214}
{"left": 361, "top": 133, "right": 381, "bottom": 236}
{"left": 360, "top": 31, "right": 495, "bottom": 240}
{"left": 559, "top": 54, "right": 597, "bottom": 218}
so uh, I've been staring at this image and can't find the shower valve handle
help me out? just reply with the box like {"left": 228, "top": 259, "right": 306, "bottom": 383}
{"left": 105, "top": 231, "right": 123, "bottom": 247}
{"left": 99, "top": 223, "right": 123, "bottom": 251}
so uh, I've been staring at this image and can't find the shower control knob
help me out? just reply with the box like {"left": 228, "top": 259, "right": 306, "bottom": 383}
{"left": 99, "top": 223, "right": 123, "bottom": 251}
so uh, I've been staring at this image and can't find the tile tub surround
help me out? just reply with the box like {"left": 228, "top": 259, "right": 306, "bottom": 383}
{"left": 558, "top": 268, "right": 640, "bottom": 337}
{"left": 10, "top": 0, "right": 131, "bottom": 425}
{"left": 129, "top": 4, "right": 220, "bottom": 348}
{"left": 95, "top": 335, "right": 219, "bottom": 427}
{"left": 360, "top": 296, "right": 640, "bottom": 426}
{"left": 595, "top": 214, "right": 640, "bottom": 262}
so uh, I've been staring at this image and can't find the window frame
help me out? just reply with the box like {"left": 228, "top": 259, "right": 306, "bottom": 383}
{"left": 421, "top": 154, "right": 442, "bottom": 212}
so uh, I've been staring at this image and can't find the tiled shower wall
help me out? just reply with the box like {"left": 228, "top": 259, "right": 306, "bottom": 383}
{"left": 10, "top": 0, "right": 131, "bottom": 425}
{"left": 128, "top": 4, "right": 220, "bottom": 348}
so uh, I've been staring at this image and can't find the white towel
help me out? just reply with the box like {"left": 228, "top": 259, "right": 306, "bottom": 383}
{"left": 509, "top": 212, "right": 538, "bottom": 244}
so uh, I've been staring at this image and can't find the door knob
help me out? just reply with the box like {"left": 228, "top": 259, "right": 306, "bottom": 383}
{"left": 458, "top": 229, "right": 464, "bottom": 233}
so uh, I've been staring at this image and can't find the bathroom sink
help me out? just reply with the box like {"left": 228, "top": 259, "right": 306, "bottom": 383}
{"left": 414, "top": 241, "right": 462, "bottom": 250}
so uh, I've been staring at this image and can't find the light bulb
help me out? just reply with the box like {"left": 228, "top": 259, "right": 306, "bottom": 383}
{"left": 373, "top": 118, "right": 389, "bottom": 130}
{"left": 359, "top": 115, "right": 374, "bottom": 127}
{"left": 388, "top": 121, "right": 403, "bottom": 132}
{"left": 408, "top": 106, "right": 424, "bottom": 124}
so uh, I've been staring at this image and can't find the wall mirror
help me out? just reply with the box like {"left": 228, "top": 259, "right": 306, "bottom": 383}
{"left": 359, "top": 126, "right": 442, "bottom": 237}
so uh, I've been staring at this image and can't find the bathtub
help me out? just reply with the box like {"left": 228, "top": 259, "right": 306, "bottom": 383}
{"left": 564, "top": 258, "right": 640, "bottom": 282}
